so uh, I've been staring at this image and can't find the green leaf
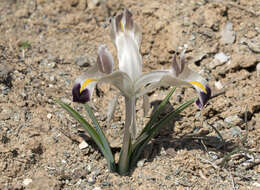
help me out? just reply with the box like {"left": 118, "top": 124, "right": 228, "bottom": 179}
{"left": 57, "top": 99, "right": 116, "bottom": 171}
{"left": 19, "top": 41, "right": 31, "bottom": 50}
{"left": 140, "top": 87, "right": 176, "bottom": 136}
{"left": 84, "top": 104, "right": 115, "bottom": 169}
{"left": 134, "top": 87, "right": 176, "bottom": 148}
{"left": 130, "top": 98, "right": 195, "bottom": 168}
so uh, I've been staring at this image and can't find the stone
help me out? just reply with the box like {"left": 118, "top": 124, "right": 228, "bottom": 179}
{"left": 209, "top": 52, "right": 230, "bottom": 69}
{"left": 257, "top": 63, "right": 260, "bottom": 77}
{"left": 49, "top": 75, "right": 56, "bottom": 83}
{"left": 87, "top": 175, "right": 96, "bottom": 185}
{"left": 79, "top": 141, "right": 89, "bottom": 149}
{"left": 224, "top": 115, "right": 243, "bottom": 126}
{"left": 23, "top": 178, "right": 33, "bottom": 186}
{"left": 229, "top": 127, "right": 242, "bottom": 137}
{"left": 47, "top": 113, "right": 52, "bottom": 119}
{"left": 220, "top": 21, "right": 236, "bottom": 44}
{"left": 48, "top": 62, "right": 56, "bottom": 68}
{"left": 137, "top": 159, "right": 145, "bottom": 167}
{"left": 215, "top": 81, "right": 223, "bottom": 90}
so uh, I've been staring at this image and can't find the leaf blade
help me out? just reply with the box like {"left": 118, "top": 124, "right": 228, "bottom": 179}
{"left": 130, "top": 98, "right": 195, "bottom": 168}
{"left": 57, "top": 99, "right": 116, "bottom": 171}
{"left": 134, "top": 87, "right": 176, "bottom": 148}
{"left": 84, "top": 104, "right": 115, "bottom": 165}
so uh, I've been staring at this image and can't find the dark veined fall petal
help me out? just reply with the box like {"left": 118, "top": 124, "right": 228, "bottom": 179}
{"left": 72, "top": 83, "right": 90, "bottom": 104}
{"left": 196, "top": 84, "right": 211, "bottom": 109}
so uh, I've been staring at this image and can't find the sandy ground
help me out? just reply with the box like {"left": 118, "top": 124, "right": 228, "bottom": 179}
{"left": 0, "top": 0, "right": 260, "bottom": 189}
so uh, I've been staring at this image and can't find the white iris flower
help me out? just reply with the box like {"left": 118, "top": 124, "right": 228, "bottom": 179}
{"left": 72, "top": 8, "right": 211, "bottom": 137}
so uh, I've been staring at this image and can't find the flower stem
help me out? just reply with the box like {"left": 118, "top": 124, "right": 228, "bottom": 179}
{"left": 118, "top": 96, "right": 136, "bottom": 175}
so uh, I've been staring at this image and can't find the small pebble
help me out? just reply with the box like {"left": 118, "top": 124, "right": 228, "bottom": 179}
{"left": 93, "top": 187, "right": 101, "bottom": 190}
{"left": 85, "top": 164, "right": 92, "bottom": 172}
{"left": 220, "top": 21, "right": 236, "bottom": 44}
{"left": 47, "top": 62, "right": 56, "bottom": 68}
{"left": 87, "top": 175, "right": 96, "bottom": 185}
{"left": 160, "top": 147, "right": 167, "bottom": 156}
{"left": 23, "top": 178, "right": 32, "bottom": 186}
{"left": 208, "top": 152, "right": 219, "bottom": 160}
{"left": 49, "top": 75, "right": 56, "bottom": 83}
{"left": 137, "top": 159, "right": 145, "bottom": 167}
{"left": 209, "top": 52, "right": 230, "bottom": 69}
{"left": 215, "top": 52, "right": 229, "bottom": 63}
{"left": 47, "top": 113, "right": 52, "bottom": 119}
{"left": 229, "top": 127, "right": 241, "bottom": 137}
{"left": 224, "top": 115, "right": 243, "bottom": 125}
{"left": 257, "top": 62, "right": 260, "bottom": 77}
{"left": 79, "top": 141, "right": 89, "bottom": 150}
{"left": 252, "top": 182, "right": 260, "bottom": 188}
{"left": 215, "top": 81, "right": 223, "bottom": 90}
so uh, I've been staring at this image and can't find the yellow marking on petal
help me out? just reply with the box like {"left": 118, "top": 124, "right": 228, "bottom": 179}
{"left": 80, "top": 78, "right": 97, "bottom": 93}
{"left": 189, "top": 81, "right": 207, "bottom": 94}
{"left": 120, "top": 21, "right": 124, "bottom": 32}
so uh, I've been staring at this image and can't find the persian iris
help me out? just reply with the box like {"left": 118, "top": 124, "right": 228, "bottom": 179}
{"left": 72, "top": 8, "right": 211, "bottom": 136}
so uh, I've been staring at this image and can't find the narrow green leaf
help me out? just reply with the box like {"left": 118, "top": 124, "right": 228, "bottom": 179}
{"left": 130, "top": 98, "right": 195, "bottom": 168}
{"left": 84, "top": 104, "right": 115, "bottom": 165}
{"left": 134, "top": 87, "right": 176, "bottom": 149}
{"left": 140, "top": 87, "right": 176, "bottom": 136}
{"left": 207, "top": 122, "right": 224, "bottom": 142}
{"left": 57, "top": 99, "right": 116, "bottom": 171}
{"left": 241, "top": 105, "right": 248, "bottom": 145}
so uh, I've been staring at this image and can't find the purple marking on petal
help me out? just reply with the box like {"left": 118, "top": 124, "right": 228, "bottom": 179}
{"left": 180, "top": 52, "right": 186, "bottom": 73}
{"left": 115, "top": 13, "right": 123, "bottom": 33}
{"left": 124, "top": 8, "right": 133, "bottom": 31}
{"left": 172, "top": 54, "right": 181, "bottom": 76}
{"left": 196, "top": 85, "right": 211, "bottom": 109}
{"left": 97, "top": 46, "right": 113, "bottom": 74}
{"left": 72, "top": 83, "right": 90, "bottom": 104}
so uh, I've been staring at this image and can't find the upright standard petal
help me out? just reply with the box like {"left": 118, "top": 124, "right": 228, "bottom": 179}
{"left": 110, "top": 8, "right": 141, "bottom": 49}
{"left": 110, "top": 8, "right": 142, "bottom": 82}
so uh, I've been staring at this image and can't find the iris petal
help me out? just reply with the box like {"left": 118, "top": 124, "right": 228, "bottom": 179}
{"left": 110, "top": 8, "right": 142, "bottom": 82}
{"left": 97, "top": 45, "right": 114, "bottom": 74}
{"left": 72, "top": 83, "right": 90, "bottom": 103}
{"left": 135, "top": 52, "right": 211, "bottom": 109}
{"left": 196, "top": 85, "right": 211, "bottom": 109}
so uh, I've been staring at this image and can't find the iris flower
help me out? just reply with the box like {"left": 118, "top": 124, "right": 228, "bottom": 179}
{"left": 72, "top": 8, "right": 211, "bottom": 138}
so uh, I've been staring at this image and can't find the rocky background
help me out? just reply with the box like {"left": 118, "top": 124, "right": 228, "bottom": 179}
{"left": 0, "top": 0, "right": 259, "bottom": 189}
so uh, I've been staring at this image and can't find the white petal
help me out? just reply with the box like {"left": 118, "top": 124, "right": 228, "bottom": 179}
{"left": 110, "top": 8, "right": 142, "bottom": 82}
{"left": 135, "top": 70, "right": 171, "bottom": 93}
{"left": 116, "top": 34, "right": 142, "bottom": 82}
{"left": 110, "top": 8, "right": 142, "bottom": 49}
{"left": 97, "top": 45, "right": 114, "bottom": 74}
{"left": 99, "top": 70, "right": 134, "bottom": 97}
